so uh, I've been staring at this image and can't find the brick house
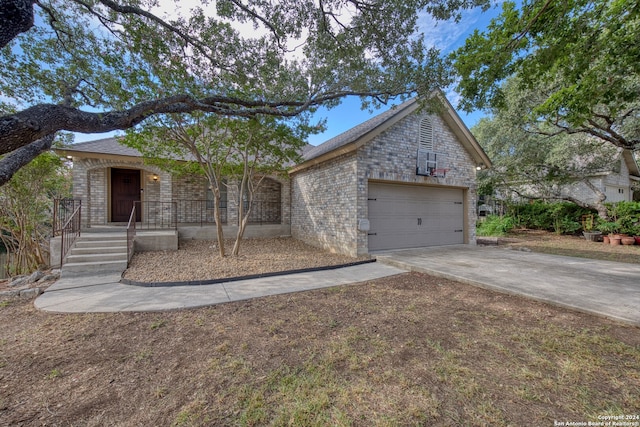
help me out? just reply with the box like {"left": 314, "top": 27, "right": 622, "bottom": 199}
{"left": 56, "top": 95, "right": 491, "bottom": 256}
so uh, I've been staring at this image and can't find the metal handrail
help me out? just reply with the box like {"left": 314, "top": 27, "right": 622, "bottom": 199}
{"left": 126, "top": 204, "right": 136, "bottom": 265}
{"left": 53, "top": 198, "right": 82, "bottom": 237}
{"left": 60, "top": 204, "right": 82, "bottom": 267}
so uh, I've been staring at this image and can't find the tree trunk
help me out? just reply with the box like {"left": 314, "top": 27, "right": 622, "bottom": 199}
{"left": 214, "top": 198, "right": 225, "bottom": 257}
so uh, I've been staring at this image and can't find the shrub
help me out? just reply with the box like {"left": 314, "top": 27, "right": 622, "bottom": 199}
{"left": 506, "top": 201, "right": 593, "bottom": 234}
{"left": 477, "top": 215, "right": 516, "bottom": 236}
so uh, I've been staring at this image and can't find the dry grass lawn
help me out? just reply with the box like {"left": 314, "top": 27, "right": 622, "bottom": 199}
{"left": 1, "top": 233, "right": 639, "bottom": 426}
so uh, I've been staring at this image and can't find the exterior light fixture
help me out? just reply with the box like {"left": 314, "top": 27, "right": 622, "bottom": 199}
{"left": 476, "top": 163, "right": 484, "bottom": 171}
{"left": 152, "top": 174, "right": 159, "bottom": 182}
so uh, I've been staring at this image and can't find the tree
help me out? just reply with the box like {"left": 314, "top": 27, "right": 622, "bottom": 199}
{"left": 125, "top": 113, "right": 306, "bottom": 256}
{"left": 0, "top": 151, "right": 71, "bottom": 275}
{"left": 451, "top": 0, "right": 640, "bottom": 151}
{"left": 473, "top": 77, "right": 619, "bottom": 219}
{"left": 0, "top": 0, "right": 490, "bottom": 186}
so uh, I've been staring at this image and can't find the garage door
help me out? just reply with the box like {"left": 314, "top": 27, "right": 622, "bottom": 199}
{"left": 368, "top": 182, "right": 464, "bottom": 251}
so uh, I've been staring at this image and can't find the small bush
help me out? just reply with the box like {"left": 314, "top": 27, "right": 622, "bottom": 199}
{"left": 477, "top": 215, "right": 516, "bottom": 236}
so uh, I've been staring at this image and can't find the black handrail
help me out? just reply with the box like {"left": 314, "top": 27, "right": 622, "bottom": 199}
{"left": 60, "top": 203, "right": 81, "bottom": 267}
{"left": 126, "top": 204, "right": 136, "bottom": 265}
{"left": 53, "top": 198, "right": 82, "bottom": 237}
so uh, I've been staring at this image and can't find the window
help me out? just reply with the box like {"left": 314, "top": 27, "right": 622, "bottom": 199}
{"left": 419, "top": 117, "right": 434, "bottom": 151}
{"left": 206, "top": 182, "right": 227, "bottom": 209}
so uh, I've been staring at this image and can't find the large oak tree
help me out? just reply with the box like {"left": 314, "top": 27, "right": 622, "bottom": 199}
{"left": 0, "top": 0, "right": 490, "bottom": 186}
{"left": 451, "top": 0, "right": 640, "bottom": 152}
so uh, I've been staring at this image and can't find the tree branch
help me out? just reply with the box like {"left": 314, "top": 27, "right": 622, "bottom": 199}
{"left": 0, "top": 134, "right": 55, "bottom": 186}
{"left": 0, "top": 88, "right": 412, "bottom": 156}
{"left": 0, "top": 0, "right": 35, "bottom": 48}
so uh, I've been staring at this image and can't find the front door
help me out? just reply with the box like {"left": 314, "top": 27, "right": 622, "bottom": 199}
{"left": 111, "top": 168, "right": 141, "bottom": 222}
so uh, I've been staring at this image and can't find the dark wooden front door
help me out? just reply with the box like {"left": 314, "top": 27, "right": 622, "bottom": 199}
{"left": 111, "top": 168, "right": 141, "bottom": 222}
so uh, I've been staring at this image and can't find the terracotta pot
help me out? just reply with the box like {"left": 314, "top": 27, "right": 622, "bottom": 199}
{"left": 610, "top": 237, "right": 621, "bottom": 246}
{"left": 603, "top": 235, "right": 610, "bottom": 244}
{"left": 621, "top": 236, "right": 636, "bottom": 245}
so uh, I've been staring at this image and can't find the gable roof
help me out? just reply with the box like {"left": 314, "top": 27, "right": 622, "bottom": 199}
{"left": 289, "top": 93, "right": 492, "bottom": 174}
{"left": 59, "top": 137, "right": 143, "bottom": 158}
{"left": 623, "top": 149, "right": 640, "bottom": 177}
{"left": 57, "top": 136, "right": 316, "bottom": 165}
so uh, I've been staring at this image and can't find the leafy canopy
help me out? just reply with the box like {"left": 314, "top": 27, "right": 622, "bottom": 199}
{"left": 0, "top": 0, "right": 490, "bottom": 185}
{"left": 451, "top": 0, "right": 640, "bottom": 150}
{"left": 473, "top": 76, "right": 618, "bottom": 217}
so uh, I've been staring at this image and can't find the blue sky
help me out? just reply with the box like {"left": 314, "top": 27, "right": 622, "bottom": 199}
{"left": 73, "top": 3, "right": 503, "bottom": 146}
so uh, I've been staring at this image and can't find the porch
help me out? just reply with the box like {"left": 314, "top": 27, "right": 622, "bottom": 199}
{"left": 50, "top": 198, "right": 291, "bottom": 270}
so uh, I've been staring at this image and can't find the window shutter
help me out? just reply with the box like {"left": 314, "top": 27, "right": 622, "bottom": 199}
{"left": 419, "top": 117, "right": 433, "bottom": 151}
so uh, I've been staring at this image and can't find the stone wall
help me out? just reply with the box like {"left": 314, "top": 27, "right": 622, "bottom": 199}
{"left": 71, "top": 157, "right": 289, "bottom": 230}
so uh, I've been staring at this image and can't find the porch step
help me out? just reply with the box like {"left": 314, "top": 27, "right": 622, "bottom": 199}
{"left": 61, "top": 232, "right": 129, "bottom": 277}
{"left": 62, "top": 260, "right": 128, "bottom": 275}
{"left": 70, "top": 245, "right": 128, "bottom": 255}
{"left": 75, "top": 240, "right": 127, "bottom": 248}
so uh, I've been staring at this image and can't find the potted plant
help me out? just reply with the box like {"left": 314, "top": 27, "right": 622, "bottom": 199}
{"left": 597, "top": 221, "right": 620, "bottom": 245}
{"left": 581, "top": 214, "right": 602, "bottom": 242}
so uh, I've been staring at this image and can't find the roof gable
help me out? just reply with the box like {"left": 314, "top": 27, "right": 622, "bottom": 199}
{"left": 290, "top": 93, "right": 492, "bottom": 174}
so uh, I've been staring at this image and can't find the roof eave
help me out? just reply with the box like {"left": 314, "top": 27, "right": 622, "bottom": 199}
{"left": 622, "top": 149, "right": 640, "bottom": 177}
{"left": 54, "top": 147, "right": 145, "bottom": 163}
{"left": 436, "top": 92, "right": 492, "bottom": 169}
{"left": 289, "top": 100, "right": 420, "bottom": 175}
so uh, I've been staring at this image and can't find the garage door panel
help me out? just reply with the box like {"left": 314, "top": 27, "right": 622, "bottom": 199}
{"left": 368, "top": 183, "right": 464, "bottom": 251}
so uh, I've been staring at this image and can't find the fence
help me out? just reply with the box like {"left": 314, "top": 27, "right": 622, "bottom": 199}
{"left": 132, "top": 200, "right": 280, "bottom": 229}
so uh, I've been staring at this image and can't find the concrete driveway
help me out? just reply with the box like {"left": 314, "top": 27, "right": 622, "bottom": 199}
{"left": 375, "top": 245, "right": 640, "bottom": 327}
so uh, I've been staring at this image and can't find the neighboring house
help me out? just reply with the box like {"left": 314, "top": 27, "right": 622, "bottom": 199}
{"left": 495, "top": 150, "right": 640, "bottom": 206}
{"left": 55, "top": 94, "right": 491, "bottom": 257}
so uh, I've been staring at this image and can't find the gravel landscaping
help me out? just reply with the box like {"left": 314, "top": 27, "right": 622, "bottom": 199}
{"left": 123, "top": 237, "right": 370, "bottom": 283}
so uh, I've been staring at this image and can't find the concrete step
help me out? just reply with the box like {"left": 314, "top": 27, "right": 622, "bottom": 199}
{"left": 61, "top": 232, "right": 130, "bottom": 277}
{"left": 71, "top": 245, "right": 128, "bottom": 255}
{"left": 75, "top": 239, "right": 127, "bottom": 248}
{"left": 76, "top": 233, "right": 127, "bottom": 241}
{"left": 65, "top": 253, "right": 127, "bottom": 264}
{"left": 62, "top": 260, "right": 128, "bottom": 276}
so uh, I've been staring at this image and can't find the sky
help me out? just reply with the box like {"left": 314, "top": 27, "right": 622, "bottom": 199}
{"left": 72, "top": 2, "right": 504, "bottom": 146}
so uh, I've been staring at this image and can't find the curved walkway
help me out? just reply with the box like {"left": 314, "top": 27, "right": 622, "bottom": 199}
{"left": 35, "top": 246, "right": 640, "bottom": 327}
{"left": 34, "top": 263, "right": 405, "bottom": 313}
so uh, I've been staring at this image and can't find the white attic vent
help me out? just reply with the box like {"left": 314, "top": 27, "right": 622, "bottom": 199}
{"left": 418, "top": 117, "right": 434, "bottom": 151}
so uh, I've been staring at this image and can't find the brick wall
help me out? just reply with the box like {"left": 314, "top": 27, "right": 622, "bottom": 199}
{"left": 71, "top": 158, "right": 166, "bottom": 227}
{"left": 72, "top": 157, "right": 289, "bottom": 228}
{"left": 291, "top": 109, "right": 479, "bottom": 257}
{"left": 291, "top": 153, "right": 359, "bottom": 255}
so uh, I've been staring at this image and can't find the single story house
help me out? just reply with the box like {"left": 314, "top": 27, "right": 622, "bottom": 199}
{"left": 56, "top": 94, "right": 491, "bottom": 257}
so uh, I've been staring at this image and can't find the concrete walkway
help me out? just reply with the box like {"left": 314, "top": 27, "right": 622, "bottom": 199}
{"left": 35, "top": 245, "right": 640, "bottom": 326}
{"left": 34, "top": 263, "right": 406, "bottom": 313}
{"left": 376, "top": 245, "right": 640, "bottom": 327}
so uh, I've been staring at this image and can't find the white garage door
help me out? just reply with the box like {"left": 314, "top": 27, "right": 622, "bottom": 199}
{"left": 368, "top": 182, "right": 465, "bottom": 251}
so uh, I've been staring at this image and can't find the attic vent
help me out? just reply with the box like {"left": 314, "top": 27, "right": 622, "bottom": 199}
{"left": 419, "top": 117, "right": 434, "bottom": 151}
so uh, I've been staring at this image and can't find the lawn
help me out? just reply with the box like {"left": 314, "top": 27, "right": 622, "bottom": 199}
{"left": 1, "top": 271, "right": 639, "bottom": 426}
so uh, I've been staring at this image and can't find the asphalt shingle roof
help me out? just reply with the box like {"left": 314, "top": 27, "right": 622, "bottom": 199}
{"left": 64, "top": 137, "right": 142, "bottom": 157}
{"left": 302, "top": 99, "right": 417, "bottom": 162}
